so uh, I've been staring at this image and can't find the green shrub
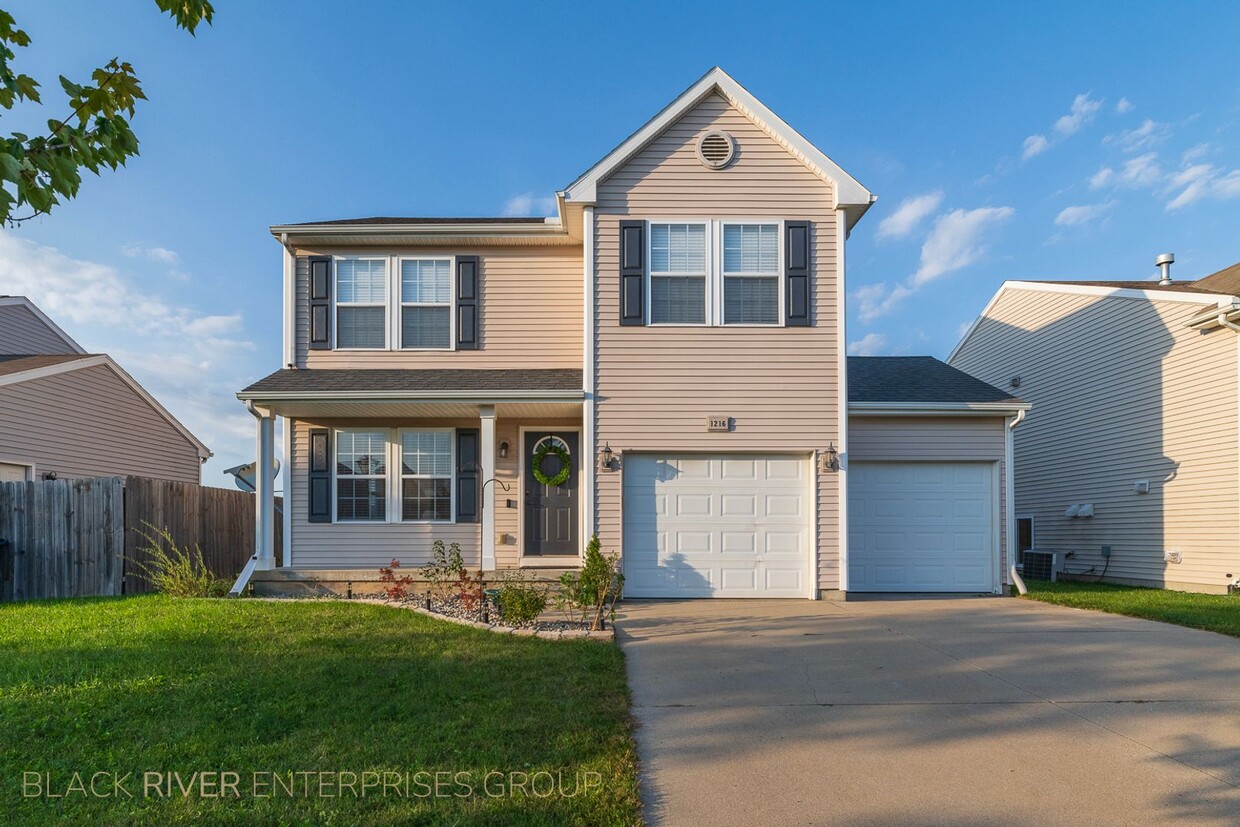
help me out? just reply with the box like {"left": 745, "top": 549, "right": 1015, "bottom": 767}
{"left": 556, "top": 536, "right": 623, "bottom": 630}
{"left": 496, "top": 569, "right": 548, "bottom": 625}
{"left": 419, "top": 540, "right": 465, "bottom": 600}
{"left": 130, "top": 522, "right": 229, "bottom": 597}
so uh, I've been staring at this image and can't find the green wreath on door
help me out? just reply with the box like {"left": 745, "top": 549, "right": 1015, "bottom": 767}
{"left": 532, "top": 440, "right": 571, "bottom": 487}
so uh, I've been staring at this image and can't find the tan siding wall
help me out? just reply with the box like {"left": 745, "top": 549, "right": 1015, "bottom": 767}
{"left": 289, "top": 416, "right": 579, "bottom": 570}
{"left": 0, "top": 304, "right": 77, "bottom": 354}
{"left": 293, "top": 247, "right": 583, "bottom": 369}
{"left": 593, "top": 92, "right": 843, "bottom": 590}
{"left": 850, "top": 416, "right": 1011, "bottom": 583}
{"left": 951, "top": 287, "right": 1239, "bottom": 591}
{"left": 0, "top": 365, "right": 202, "bottom": 483}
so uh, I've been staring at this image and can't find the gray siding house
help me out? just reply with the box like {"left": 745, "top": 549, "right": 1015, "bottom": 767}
{"left": 0, "top": 296, "right": 210, "bottom": 484}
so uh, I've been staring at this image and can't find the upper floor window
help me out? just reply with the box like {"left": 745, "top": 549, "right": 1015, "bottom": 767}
{"left": 722, "top": 223, "right": 780, "bottom": 325}
{"left": 649, "top": 223, "right": 707, "bottom": 324}
{"left": 400, "top": 258, "right": 452, "bottom": 349}
{"left": 647, "top": 220, "right": 782, "bottom": 326}
{"left": 336, "top": 258, "right": 388, "bottom": 348}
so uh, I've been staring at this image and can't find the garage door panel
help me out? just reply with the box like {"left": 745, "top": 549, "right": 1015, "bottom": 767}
{"left": 623, "top": 453, "right": 810, "bottom": 598}
{"left": 849, "top": 461, "right": 995, "bottom": 593}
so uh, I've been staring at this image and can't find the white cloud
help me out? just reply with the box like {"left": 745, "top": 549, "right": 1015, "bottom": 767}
{"left": 122, "top": 244, "right": 180, "bottom": 264}
{"left": 856, "top": 205, "right": 1014, "bottom": 322}
{"left": 1054, "top": 93, "right": 1103, "bottom": 137}
{"left": 1022, "top": 93, "right": 1102, "bottom": 161}
{"left": 912, "top": 207, "right": 1015, "bottom": 286}
{"left": 1089, "top": 167, "right": 1115, "bottom": 189}
{"left": 1165, "top": 163, "right": 1240, "bottom": 210}
{"left": 1118, "top": 152, "right": 1163, "bottom": 187}
{"left": 1115, "top": 97, "right": 1134, "bottom": 114}
{"left": 876, "top": 191, "right": 944, "bottom": 241}
{"left": 847, "top": 332, "right": 888, "bottom": 356}
{"left": 501, "top": 193, "right": 555, "bottom": 217}
{"left": 0, "top": 232, "right": 256, "bottom": 482}
{"left": 1021, "top": 134, "right": 1049, "bottom": 161}
{"left": 1182, "top": 143, "right": 1211, "bottom": 163}
{"left": 1105, "top": 118, "right": 1170, "bottom": 152}
{"left": 1054, "top": 202, "right": 1113, "bottom": 226}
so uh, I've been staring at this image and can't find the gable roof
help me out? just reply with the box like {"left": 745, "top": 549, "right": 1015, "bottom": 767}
{"left": 1188, "top": 260, "right": 1240, "bottom": 295}
{"left": 848, "top": 356, "right": 1025, "bottom": 410}
{"left": 0, "top": 296, "right": 86, "bottom": 354}
{"left": 561, "top": 67, "right": 875, "bottom": 229}
{"left": 0, "top": 353, "right": 211, "bottom": 460}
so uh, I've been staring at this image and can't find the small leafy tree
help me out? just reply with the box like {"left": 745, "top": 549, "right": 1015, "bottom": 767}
{"left": 378, "top": 558, "right": 413, "bottom": 600}
{"left": 130, "top": 521, "right": 228, "bottom": 598}
{"left": 0, "top": 1, "right": 213, "bottom": 224}
{"left": 419, "top": 540, "right": 465, "bottom": 601}
{"left": 556, "top": 536, "right": 623, "bottom": 630}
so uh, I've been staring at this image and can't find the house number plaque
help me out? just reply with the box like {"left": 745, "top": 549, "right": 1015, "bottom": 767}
{"left": 707, "top": 416, "right": 731, "bottom": 432}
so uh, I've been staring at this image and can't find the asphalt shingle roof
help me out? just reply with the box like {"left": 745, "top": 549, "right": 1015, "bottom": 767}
{"left": 280, "top": 217, "right": 549, "bottom": 227}
{"left": 848, "top": 357, "right": 1021, "bottom": 405}
{"left": 241, "top": 368, "right": 583, "bottom": 395}
{"left": 0, "top": 353, "right": 95, "bottom": 378}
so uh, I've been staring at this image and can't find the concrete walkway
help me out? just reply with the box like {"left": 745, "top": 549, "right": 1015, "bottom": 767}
{"left": 616, "top": 597, "right": 1240, "bottom": 826}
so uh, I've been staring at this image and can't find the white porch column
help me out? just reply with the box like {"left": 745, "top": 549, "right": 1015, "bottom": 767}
{"left": 255, "top": 410, "right": 276, "bottom": 571}
{"left": 479, "top": 405, "right": 496, "bottom": 571}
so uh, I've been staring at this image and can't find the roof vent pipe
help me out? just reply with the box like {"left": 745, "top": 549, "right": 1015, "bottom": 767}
{"left": 1156, "top": 252, "right": 1175, "bottom": 285}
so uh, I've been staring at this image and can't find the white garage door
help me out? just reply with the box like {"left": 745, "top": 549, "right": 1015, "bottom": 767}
{"left": 622, "top": 454, "right": 810, "bottom": 598}
{"left": 849, "top": 462, "right": 996, "bottom": 593}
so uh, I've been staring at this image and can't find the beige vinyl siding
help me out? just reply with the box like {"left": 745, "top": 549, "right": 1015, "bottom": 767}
{"left": 593, "top": 91, "right": 843, "bottom": 590}
{"left": 951, "top": 287, "right": 1239, "bottom": 592}
{"left": 289, "top": 416, "right": 579, "bottom": 570}
{"left": 0, "top": 304, "right": 78, "bottom": 355}
{"left": 293, "top": 247, "right": 583, "bottom": 369}
{"left": 0, "top": 365, "right": 202, "bottom": 483}
{"left": 850, "top": 416, "right": 1010, "bottom": 583}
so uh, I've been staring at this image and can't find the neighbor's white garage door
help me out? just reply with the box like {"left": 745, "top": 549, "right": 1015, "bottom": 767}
{"left": 622, "top": 454, "right": 810, "bottom": 598}
{"left": 849, "top": 462, "right": 996, "bottom": 593}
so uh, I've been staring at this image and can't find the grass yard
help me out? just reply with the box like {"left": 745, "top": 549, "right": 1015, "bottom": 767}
{"left": 1022, "top": 579, "right": 1240, "bottom": 638}
{"left": 0, "top": 596, "right": 641, "bottom": 826}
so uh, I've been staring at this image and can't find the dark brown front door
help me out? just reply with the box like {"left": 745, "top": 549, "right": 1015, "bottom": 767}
{"left": 524, "top": 432, "right": 579, "bottom": 556}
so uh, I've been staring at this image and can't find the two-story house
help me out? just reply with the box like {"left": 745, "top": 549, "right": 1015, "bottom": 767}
{"left": 239, "top": 68, "right": 1027, "bottom": 599}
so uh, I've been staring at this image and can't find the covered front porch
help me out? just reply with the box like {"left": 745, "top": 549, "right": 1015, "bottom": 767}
{"left": 236, "top": 369, "right": 588, "bottom": 594}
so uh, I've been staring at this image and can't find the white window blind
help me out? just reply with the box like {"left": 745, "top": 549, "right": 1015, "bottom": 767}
{"left": 723, "top": 223, "right": 780, "bottom": 325}
{"left": 400, "top": 259, "right": 452, "bottom": 349}
{"left": 649, "top": 223, "right": 707, "bottom": 324}
{"left": 335, "top": 430, "right": 387, "bottom": 521}
{"left": 336, "top": 259, "right": 387, "bottom": 348}
{"left": 400, "top": 430, "right": 452, "bottom": 521}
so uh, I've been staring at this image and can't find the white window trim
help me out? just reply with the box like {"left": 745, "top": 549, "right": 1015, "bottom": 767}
{"left": 396, "top": 427, "right": 456, "bottom": 524}
{"left": 647, "top": 220, "right": 711, "bottom": 327}
{"left": 330, "top": 428, "right": 458, "bottom": 525}
{"left": 396, "top": 255, "right": 456, "bottom": 351}
{"left": 332, "top": 428, "right": 390, "bottom": 523}
{"left": 718, "top": 220, "right": 785, "bottom": 327}
{"left": 332, "top": 255, "right": 390, "bottom": 351}
{"left": 645, "top": 219, "right": 786, "bottom": 327}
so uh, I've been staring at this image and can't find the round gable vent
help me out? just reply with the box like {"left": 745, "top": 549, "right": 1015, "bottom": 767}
{"left": 696, "top": 130, "right": 735, "bottom": 169}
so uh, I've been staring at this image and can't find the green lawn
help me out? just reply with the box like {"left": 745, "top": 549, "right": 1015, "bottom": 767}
{"left": 0, "top": 596, "right": 641, "bottom": 826}
{"left": 1022, "top": 579, "right": 1240, "bottom": 638}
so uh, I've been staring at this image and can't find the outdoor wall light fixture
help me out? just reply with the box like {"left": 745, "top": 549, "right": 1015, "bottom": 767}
{"left": 598, "top": 443, "right": 617, "bottom": 472}
{"left": 820, "top": 443, "right": 840, "bottom": 473}
{"left": 499, "top": 441, "right": 509, "bottom": 459}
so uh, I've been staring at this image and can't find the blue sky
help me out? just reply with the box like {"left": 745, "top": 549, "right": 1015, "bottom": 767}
{"left": 3, "top": 1, "right": 1239, "bottom": 486}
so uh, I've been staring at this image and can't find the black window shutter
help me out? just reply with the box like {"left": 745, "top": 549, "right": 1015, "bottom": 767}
{"left": 619, "top": 221, "right": 646, "bottom": 325}
{"left": 308, "top": 256, "right": 333, "bottom": 349}
{"left": 456, "top": 429, "right": 480, "bottom": 523}
{"left": 308, "top": 429, "right": 332, "bottom": 523}
{"left": 785, "top": 221, "right": 811, "bottom": 326}
{"left": 456, "top": 256, "right": 479, "bottom": 350}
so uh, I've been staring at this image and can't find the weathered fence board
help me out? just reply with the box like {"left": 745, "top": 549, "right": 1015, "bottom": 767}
{"left": 0, "top": 477, "right": 125, "bottom": 601}
{"left": 0, "top": 476, "right": 282, "bottom": 600}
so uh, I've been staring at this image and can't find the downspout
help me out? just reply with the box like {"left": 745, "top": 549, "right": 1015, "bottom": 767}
{"left": 1007, "top": 409, "right": 1028, "bottom": 595}
{"left": 1216, "top": 312, "right": 1240, "bottom": 334}
{"left": 227, "top": 401, "right": 269, "bottom": 597}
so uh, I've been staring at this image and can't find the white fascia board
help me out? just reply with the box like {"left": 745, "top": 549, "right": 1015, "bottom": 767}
{"left": 947, "top": 280, "right": 1230, "bottom": 364}
{"left": 848, "top": 401, "right": 1031, "bottom": 416}
{"left": 1185, "top": 299, "right": 1240, "bottom": 330}
{"left": 561, "top": 67, "right": 873, "bottom": 212}
{"left": 0, "top": 354, "right": 212, "bottom": 459}
{"left": 0, "top": 296, "right": 87, "bottom": 354}
{"left": 235, "top": 390, "right": 585, "bottom": 403}
{"left": 268, "top": 222, "right": 568, "bottom": 240}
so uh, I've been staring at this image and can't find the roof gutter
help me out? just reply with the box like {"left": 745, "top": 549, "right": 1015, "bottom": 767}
{"left": 1185, "top": 298, "right": 1240, "bottom": 331}
{"left": 268, "top": 221, "right": 567, "bottom": 239}
{"left": 235, "top": 389, "right": 585, "bottom": 403}
{"left": 848, "top": 401, "right": 1031, "bottom": 416}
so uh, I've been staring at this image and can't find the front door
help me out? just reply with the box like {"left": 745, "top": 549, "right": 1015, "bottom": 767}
{"left": 524, "top": 431, "right": 579, "bottom": 556}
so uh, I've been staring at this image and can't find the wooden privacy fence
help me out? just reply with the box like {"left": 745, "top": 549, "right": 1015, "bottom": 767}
{"left": 0, "top": 476, "right": 282, "bottom": 601}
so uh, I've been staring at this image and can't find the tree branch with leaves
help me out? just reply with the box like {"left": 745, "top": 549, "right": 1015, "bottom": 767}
{"left": 0, "top": 0, "right": 213, "bottom": 225}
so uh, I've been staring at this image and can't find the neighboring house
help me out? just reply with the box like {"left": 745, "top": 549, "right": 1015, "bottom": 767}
{"left": 0, "top": 295, "right": 211, "bottom": 484}
{"left": 239, "top": 67, "right": 1026, "bottom": 598}
{"left": 950, "top": 260, "right": 1240, "bottom": 594}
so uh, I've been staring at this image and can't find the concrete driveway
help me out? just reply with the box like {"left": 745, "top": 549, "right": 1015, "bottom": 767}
{"left": 616, "top": 597, "right": 1240, "bottom": 826}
